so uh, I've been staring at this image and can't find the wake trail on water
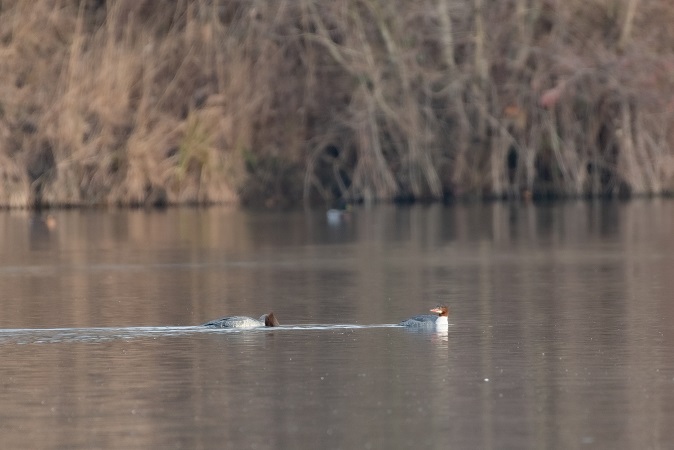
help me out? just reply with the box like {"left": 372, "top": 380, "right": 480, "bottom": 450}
{"left": 0, "top": 324, "right": 402, "bottom": 344}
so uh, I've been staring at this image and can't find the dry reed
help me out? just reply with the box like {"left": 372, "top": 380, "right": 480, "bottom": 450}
{"left": 0, "top": 0, "right": 673, "bottom": 208}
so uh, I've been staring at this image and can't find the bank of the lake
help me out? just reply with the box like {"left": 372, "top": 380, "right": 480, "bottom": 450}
{"left": 1, "top": 1, "right": 673, "bottom": 209}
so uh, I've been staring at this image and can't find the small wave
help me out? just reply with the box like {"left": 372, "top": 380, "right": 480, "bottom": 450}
{"left": 0, "top": 324, "right": 403, "bottom": 344}
{"left": 0, "top": 326, "right": 204, "bottom": 344}
{"left": 269, "top": 324, "right": 400, "bottom": 330}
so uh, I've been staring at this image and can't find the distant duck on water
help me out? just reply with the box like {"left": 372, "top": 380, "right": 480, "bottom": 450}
{"left": 203, "top": 312, "right": 280, "bottom": 329}
{"left": 326, "top": 200, "right": 351, "bottom": 225}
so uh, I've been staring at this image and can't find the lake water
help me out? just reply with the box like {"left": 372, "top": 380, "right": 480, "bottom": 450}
{"left": 0, "top": 201, "right": 673, "bottom": 449}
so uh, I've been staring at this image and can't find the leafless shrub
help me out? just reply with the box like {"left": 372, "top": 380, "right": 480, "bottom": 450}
{"left": 0, "top": 0, "right": 672, "bottom": 208}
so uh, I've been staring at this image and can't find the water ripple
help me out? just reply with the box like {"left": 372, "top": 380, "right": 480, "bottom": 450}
{"left": 0, "top": 324, "right": 405, "bottom": 344}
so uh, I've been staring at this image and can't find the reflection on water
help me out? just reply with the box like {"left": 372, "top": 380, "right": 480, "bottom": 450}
{"left": 0, "top": 201, "right": 673, "bottom": 448}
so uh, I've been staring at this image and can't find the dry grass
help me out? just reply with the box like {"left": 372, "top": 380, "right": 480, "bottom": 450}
{"left": 0, "top": 0, "right": 673, "bottom": 208}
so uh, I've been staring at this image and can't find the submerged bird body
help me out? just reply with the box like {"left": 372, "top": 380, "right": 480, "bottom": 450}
{"left": 203, "top": 312, "right": 279, "bottom": 329}
{"left": 399, "top": 306, "right": 449, "bottom": 328}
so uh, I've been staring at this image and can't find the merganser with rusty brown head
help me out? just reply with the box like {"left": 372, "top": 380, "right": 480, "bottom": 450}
{"left": 203, "top": 312, "right": 280, "bottom": 329}
{"left": 399, "top": 306, "right": 449, "bottom": 328}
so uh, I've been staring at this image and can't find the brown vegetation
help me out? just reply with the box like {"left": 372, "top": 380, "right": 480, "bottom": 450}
{"left": 0, "top": 0, "right": 673, "bottom": 208}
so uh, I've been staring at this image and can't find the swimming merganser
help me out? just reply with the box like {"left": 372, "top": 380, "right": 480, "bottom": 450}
{"left": 203, "top": 312, "right": 280, "bottom": 329}
{"left": 399, "top": 306, "right": 449, "bottom": 328}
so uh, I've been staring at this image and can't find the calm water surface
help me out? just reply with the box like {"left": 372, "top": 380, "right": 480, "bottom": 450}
{"left": 0, "top": 202, "right": 673, "bottom": 449}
